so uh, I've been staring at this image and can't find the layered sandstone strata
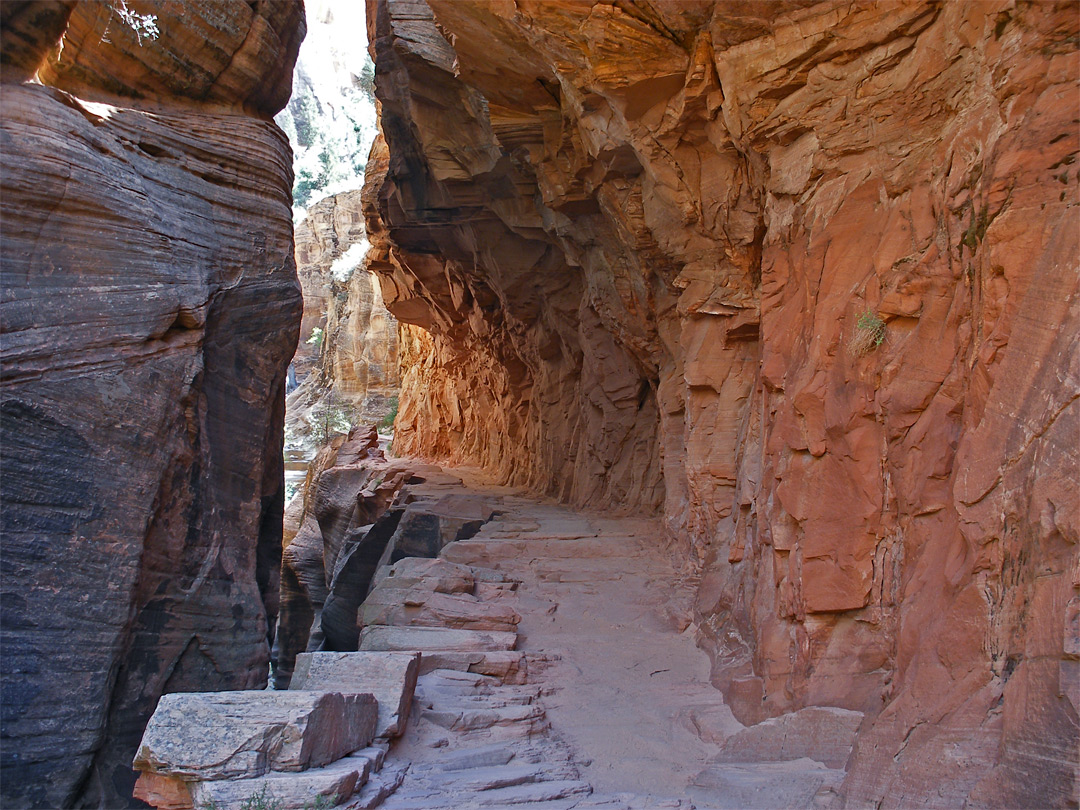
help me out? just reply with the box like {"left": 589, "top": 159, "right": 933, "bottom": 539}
{"left": 363, "top": 0, "right": 1079, "bottom": 806}
{"left": 0, "top": 2, "right": 303, "bottom": 807}
{"left": 289, "top": 189, "right": 398, "bottom": 430}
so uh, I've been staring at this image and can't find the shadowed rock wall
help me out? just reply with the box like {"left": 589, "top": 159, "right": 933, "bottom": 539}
{"left": 363, "top": 0, "right": 1079, "bottom": 806}
{"left": 0, "top": 2, "right": 304, "bottom": 807}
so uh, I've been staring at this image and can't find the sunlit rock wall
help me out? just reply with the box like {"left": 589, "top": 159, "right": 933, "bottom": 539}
{"left": 0, "top": 2, "right": 304, "bottom": 806}
{"left": 363, "top": 0, "right": 1079, "bottom": 805}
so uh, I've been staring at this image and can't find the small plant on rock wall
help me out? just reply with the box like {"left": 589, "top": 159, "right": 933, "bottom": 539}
{"left": 847, "top": 309, "right": 887, "bottom": 357}
{"left": 379, "top": 396, "right": 399, "bottom": 433}
{"left": 311, "top": 390, "right": 353, "bottom": 446}
{"left": 105, "top": 1, "right": 160, "bottom": 45}
{"left": 199, "top": 789, "right": 334, "bottom": 810}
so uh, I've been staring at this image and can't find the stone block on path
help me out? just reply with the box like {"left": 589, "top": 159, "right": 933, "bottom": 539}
{"left": 133, "top": 691, "right": 377, "bottom": 782}
{"left": 291, "top": 651, "right": 420, "bottom": 739}
{"left": 359, "top": 588, "right": 521, "bottom": 632}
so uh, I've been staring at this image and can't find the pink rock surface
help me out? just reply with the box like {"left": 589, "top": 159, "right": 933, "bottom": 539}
{"left": 363, "top": 0, "right": 1079, "bottom": 805}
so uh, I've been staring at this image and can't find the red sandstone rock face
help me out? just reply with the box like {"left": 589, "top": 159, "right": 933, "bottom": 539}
{"left": 0, "top": 3, "right": 304, "bottom": 807}
{"left": 363, "top": 0, "right": 1079, "bottom": 805}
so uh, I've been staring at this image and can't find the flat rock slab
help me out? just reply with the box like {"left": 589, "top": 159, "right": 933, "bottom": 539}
{"left": 291, "top": 652, "right": 421, "bottom": 739}
{"left": 417, "top": 650, "right": 529, "bottom": 683}
{"left": 360, "top": 625, "right": 517, "bottom": 653}
{"left": 190, "top": 751, "right": 372, "bottom": 810}
{"left": 133, "top": 691, "right": 378, "bottom": 781}
{"left": 711, "top": 706, "right": 863, "bottom": 769}
{"left": 361, "top": 588, "right": 521, "bottom": 632}
{"left": 377, "top": 557, "right": 477, "bottom": 593}
{"left": 689, "top": 759, "right": 845, "bottom": 810}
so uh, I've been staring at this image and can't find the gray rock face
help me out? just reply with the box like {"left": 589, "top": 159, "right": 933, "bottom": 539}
{"left": 133, "top": 691, "right": 378, "bottom": 781}
{"left": 0, "top": 3, "right": 304, "bottom": 807}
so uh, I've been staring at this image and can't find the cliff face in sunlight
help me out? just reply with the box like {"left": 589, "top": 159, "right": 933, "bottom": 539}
{"left": 362, "top": 0, "right": 1079, "bottom": 806}
{"left": 0, "top": 3, "right": 303, "bottom": 806}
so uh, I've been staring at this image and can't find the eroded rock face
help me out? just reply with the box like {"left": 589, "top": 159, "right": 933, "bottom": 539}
{"left": 363, "top": 0, "right": 1079, "bottom": 805}
{"left": 288, "top": 189, "right": 399, "bottom": 440}
{"left": 0, "top": 3, "right": 303, "bottom": 807}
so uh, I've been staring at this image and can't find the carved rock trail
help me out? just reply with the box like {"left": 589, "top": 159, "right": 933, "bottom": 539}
{"left": 369, "top": 466, "right": 859, "bottom": 809}
{"left": 136, "top": 461, "right": 862, "bottom": 809}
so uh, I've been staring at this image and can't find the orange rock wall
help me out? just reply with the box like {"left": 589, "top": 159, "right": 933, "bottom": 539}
{"left": 364, "top": 0, "right": 1078, "bottom": 805}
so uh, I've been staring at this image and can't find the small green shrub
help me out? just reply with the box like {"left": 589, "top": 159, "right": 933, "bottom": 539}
{"left": 848, "top": 309, "right": 886, "bottom": 357}
{"left": 379, "top": 396, "right": 399, "bottom": 432}
{"left": 311, "top": 390, "right": 353, "bottom": 445}
{"left": 199, "top": 788, "right": 336, "bottom": 810}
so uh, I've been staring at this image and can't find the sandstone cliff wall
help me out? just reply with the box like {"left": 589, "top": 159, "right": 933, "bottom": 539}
{"left": 0, "top": 3, "right": 303, "bottom": 807}
{"left": 289, "top": 188, "right": 399, "bottom": 436}
{"left": 363, "top": 1, "right": 1079, "bottom": 805}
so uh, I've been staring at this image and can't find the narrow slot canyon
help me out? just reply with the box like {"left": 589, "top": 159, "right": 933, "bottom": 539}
{"left": 1, "top": 2, "right": 1078, "bottom": 809}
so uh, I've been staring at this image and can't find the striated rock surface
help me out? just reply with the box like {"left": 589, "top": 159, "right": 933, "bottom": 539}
{"left": 0, "top": 3, "right": 304, "bottom": 807}
{"left": 364, "top": 0, "right": 1079, "bottom": 806}
{"left": 287, "top": 189, "right": 398, "bottom": 445}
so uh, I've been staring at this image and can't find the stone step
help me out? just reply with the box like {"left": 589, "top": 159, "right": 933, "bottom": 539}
{"left": 359, "top": 625, "right": 517, "bottom": 653}
{"left": 361, "top": 588, "right": 521, "bottom": 632}
{"left": 416, "top": 650, "right": 530, "bottom": 683}
{"left": 430, "top": 743, "right": 516, "bottom": 772}
{"left": 133, "top": 691, "right": 378, "bottom": 808}
{"left": 290, "top": 651, "right": 421, "bottom": 739}
{"left": 379, "top": 779, "right": 592, "bottom": 810}
{"left": 441, "top": 537, "right": 638, "bottom": 569}
{"left": 373, "top": 556, "right": 478, "bottom": 593}
{"left": 473, "top": 779, "right": 592, "bottom": 806}
{"left": 421, "top": 702, "right": 547, "bottom": 733}
{"left": 424, "top": 763, "right": 579, "bottom": 792}
{"left": 189, "top": 749, "right": 379, "bottom": 810}
{"left": 416, "top": 682, "right": 542, "bottom": 708}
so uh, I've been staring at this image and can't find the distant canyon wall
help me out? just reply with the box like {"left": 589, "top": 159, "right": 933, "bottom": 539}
{"left": 291, "top": 189, "right": 399, "bottom": 424}
{"left": 362, "top": 1, "right": 1079, "bottom": 806}
{"left": 0, "top": 3, "right": 303, "bottom": 807}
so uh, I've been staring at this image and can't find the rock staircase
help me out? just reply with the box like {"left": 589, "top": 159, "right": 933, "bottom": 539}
{"left": 134, "top": 466, "right": 865, "bottom": 809}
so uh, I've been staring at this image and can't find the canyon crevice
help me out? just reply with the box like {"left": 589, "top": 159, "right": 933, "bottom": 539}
{"left": 1, "top": 3, "right": 303, "bottom": 807}
{"left": 363, "top": 0, "right": 1079, "bottom": 806}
